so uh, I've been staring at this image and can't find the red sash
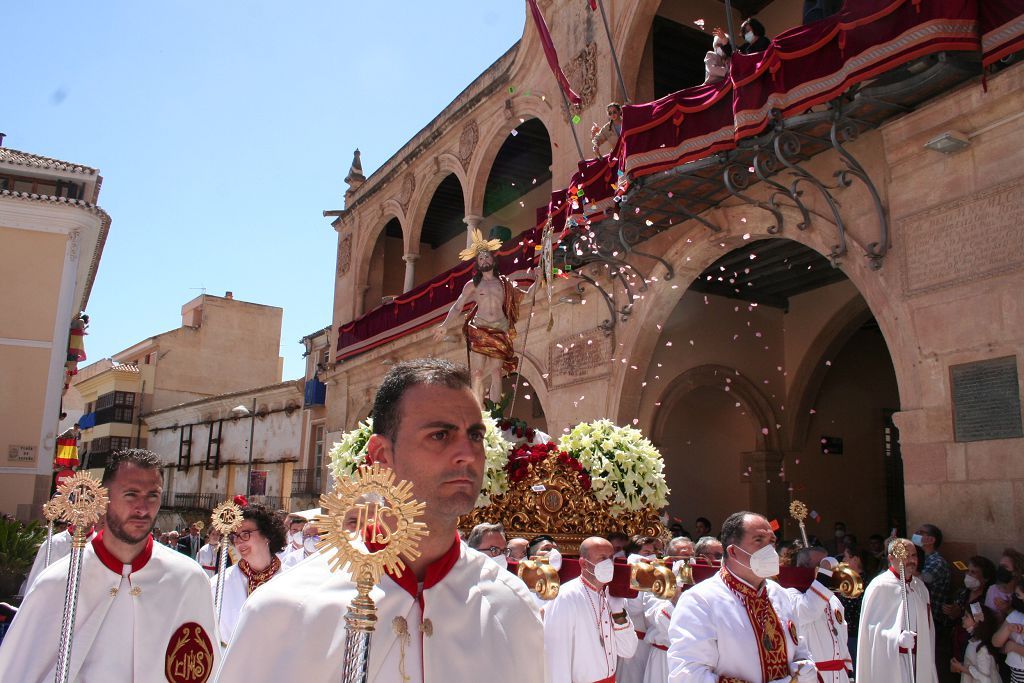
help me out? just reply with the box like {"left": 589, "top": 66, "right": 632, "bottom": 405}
{"left": 590, "top": 676, "right": 616, "bottom": 683}
{"left": 651, "top": 643, "right": 668, "bottom": 651}
{"left": 815, "top": 659, "right": 850, "bottom": 672}
{"left": 720, "top": 568, "right": 790, "bottom": 682}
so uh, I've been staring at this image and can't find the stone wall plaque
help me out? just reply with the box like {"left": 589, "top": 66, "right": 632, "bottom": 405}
{"left": 901, "top": 180, "right": 1024, "bottom": 296}
{"left": 7, "top": 445, "right": 35, "bottom": 462}
{"left": 548, "top": 327, "right": 612, "bottom": 385}
{"left": 950, "top": 356, "right": 1023, "bottom": 442}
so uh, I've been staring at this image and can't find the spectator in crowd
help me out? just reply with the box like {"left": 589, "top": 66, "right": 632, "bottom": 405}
{"left": 946, "top": 556, "right": 997, "bottom": 658}
{"left": 626, "top": 535, "right": 658, "bottom": 560}
{"left": 506, "top": 537, "right": 529, "bottom": 562}
{"left": 992, "top": 583, "right": 1024, "bottom": 682}
{"left": 825, "top": 521, "right": 848, "bottom": 557}
{"left": 694, "top": 536, "right": 723, "bottom": 565}
{"left": 951, "top": 604, "right": 1001, "bottom": 683}
{"left": 917, "top": 524, "right": 952, "bottom": 624}
{"left": 803, "top": 0, "right": 842, "bottom": 24}
{"left": 866, "top": 533, "right": 886, "bottom": 576}
{"left": 694, "top": 517, "right": 712, "bottom": 540}
{"left": 528, "top": 534, "right": 557, "bottom": 558}
{"left": 178, "top": 521, "right": 202, "bottom": 560}
{"left": 987, "top": 548, "right": 1023, "bottom": 620}
{"left": 779, "top": 540, "right": 803, "bottom": 567}
{"left": 167, "top": 530, "right": 180, "bottom": 549}
{"left": 608, "top": 531, "right": 630, "bottom": 559}
{"left": 714, "top": 18, "right": 771, "bottom": 58}
{"left": 197, "top": 528, "right": 222, "bottom": 577}
{"left": 467, "top": 522, "right": 509, "bottom": 568}
{"left": 703, "top": 33, "right": 730, "bottom": 85}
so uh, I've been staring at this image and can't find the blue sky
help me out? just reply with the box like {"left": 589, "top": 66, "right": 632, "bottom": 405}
{"left": 3, "top": 1, "right": 525, "bottom": 380}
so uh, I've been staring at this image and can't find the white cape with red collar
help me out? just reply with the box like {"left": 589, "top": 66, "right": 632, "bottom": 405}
{"left": 214, "top": 540, "right": 547, "bottom": 683}
{"left": 0, "top": 533, "right": 218, "bottom": 683}
{"left": 856, "top": 569, "right": 938, "bottom": 683}
{"left": 210, "top": 560, "right": 285, "bottom": 645}
{"left": 23, "top": 528, "right": 97, "bottom": 593}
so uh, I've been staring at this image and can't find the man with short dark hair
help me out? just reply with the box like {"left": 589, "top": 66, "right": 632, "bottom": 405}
{"left": 216, "top": 359, "right": 546, "bottom": 682}
{"left": 608, "top": 531, "right": 629, "bottom": 559}
{"left": 667, "top": 511, "right": 816, "bottom": 683}
{"left": 0, "top": 449, "right": 218, "bottom": 681}
{"left": 694, "top": 517, "right": 712, "bottom": 539}
{"left": 178, "top": 521, "right": 203, "bottom": 559}
{"left": 544, "top": 536, "right": 638, "bottom": 682}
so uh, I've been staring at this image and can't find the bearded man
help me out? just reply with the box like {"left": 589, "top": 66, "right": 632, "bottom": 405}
{"left": 0, "top": 449, "right": 218, "bottom": 682}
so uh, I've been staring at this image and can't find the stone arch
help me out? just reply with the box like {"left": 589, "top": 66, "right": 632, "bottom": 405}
{"left": 652, "top": 364, "right": 781, "bottom": 452}
{"left": 467, "top": 108, "right": 557, "bottom": 216}
{"left": 405, "top": 154, "right": 470, "bottom": 254}
{"left": 354, "top": 211, "right": 407, "bottom": 308}
{"left": 784, "top": 295, "right": 876, "bottom": 451}
{"left": 612, "top": 203, "right": 914, "bottom": 430}
{"left": 614, "top": 0, "right": 663, "bottom": 103}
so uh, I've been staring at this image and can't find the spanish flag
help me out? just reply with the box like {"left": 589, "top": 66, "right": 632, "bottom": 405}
{"left": 55, "top": 436, "right": 79, "bottom": 468}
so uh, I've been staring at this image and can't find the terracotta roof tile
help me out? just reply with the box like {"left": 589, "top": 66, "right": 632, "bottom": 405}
{"left": 0, "top": 147, "right": 98, "bottom": 175}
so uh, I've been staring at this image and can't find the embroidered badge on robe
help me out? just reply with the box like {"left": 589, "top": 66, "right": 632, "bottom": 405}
{"left": 787, "top": 620, "right": 799, "bottom": 646}
{"left": 835, "top": 608, "right": 844, "bottom": 624}
{"left": 165, "top": 622, "right": 214, "bottom": 683}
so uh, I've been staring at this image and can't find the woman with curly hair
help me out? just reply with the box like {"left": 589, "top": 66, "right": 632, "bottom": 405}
{"left": 212, "top": 501, "right": 287, "bottom": 645}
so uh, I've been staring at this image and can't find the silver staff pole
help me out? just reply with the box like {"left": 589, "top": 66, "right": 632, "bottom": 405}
{"left": 52, "top": 474, "right": 108, "bottom": 683}
{"left": 210, "top": 501, "right": 244, "bottom": 627}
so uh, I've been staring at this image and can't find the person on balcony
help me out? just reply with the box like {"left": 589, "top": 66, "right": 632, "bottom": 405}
{"left": 703, "top": 33, "right": 731, "bottom": 85}
{"left": 434, "top": 231, "right": 532, "bottom": 402}
{"left": 715, "top": 18, "right": 771, "bottom": 57}
{"left": 590, "top": 102, "right": 623, "bottom": 156}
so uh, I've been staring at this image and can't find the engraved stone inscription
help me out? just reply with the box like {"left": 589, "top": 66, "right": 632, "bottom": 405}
{"left": 950, "top": 356, "right": 1023, "bottom": 442}
{"left": 901, "top": 181, "right": 1024, "bottom": 295}
{"left": 549, "top": 327, "right": 611, "bottom": 382}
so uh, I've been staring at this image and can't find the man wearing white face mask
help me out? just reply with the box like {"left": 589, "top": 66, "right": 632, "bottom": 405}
{"left": 667, "top": 511, "right": 816, "bottom": 683}
{"left": 544, "top": 536, "right": 638, "bottom": 683}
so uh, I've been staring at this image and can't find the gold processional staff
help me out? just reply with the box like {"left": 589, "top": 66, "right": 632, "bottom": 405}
{"left": 51, "top": 473, "right": 109, "bottom": 683}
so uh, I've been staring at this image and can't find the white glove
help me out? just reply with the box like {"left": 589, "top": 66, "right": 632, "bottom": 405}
{"left": 898, "top": 630, "right": 917, "bottom": 649}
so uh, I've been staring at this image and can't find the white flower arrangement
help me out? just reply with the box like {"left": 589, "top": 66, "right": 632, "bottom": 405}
{"left": 559, "top": 418, "right": 670, "bottom": 514}
{"left": 327, "top": 413, "right": 512, "bottom": 508}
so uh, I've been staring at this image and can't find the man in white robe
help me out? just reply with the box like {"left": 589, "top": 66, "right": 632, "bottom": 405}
{"left": 618, "top": 548, "right": 656, "bottom": 683}
{"left": 197, "top": 529, "right": 222, "bottom": 577}
{"left": 668, "top": 511, "right": 816, "bottom": 683}
{"left": 215, "top": 358, "right": 546, "bottom": 682}
{"left": 856, "top": 537, "right": 938, "bottom": 683}
{"left": 544, "top": 536, "right": 638, "bottom": 683}
{"left": 785, "top": 546, "right": 852, "bottom": 683}
{"left": 22, "top": 524, "right": 98, "bottom": 593}
{"left": 0, "top": 449, "right": 218, "bottom": 683}
{"left": 641, "top": 537, "right": 696, "bottom": 683}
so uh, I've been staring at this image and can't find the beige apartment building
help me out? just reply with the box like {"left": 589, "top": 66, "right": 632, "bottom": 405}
{"left": 0, "top": 145, "right": 109, "bottom": 519}
{"left": 321, "top": 0, "right": 1024, "bottom": 558}
{"left": 73, "top": 293, "right": 284, "bottom": 475}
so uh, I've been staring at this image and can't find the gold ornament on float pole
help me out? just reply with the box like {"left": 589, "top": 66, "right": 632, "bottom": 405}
{"left": 789, "top": 500, "right": 810, "bottom": 547}
{"left": 41, "top": 495, "right": 62, "bottom": 569}
{"left": 317, "top": 463, "right": 427, "bottom": 683}
{"left": 53, "top": 473, "right": 109, "bottom": 683}
{"left": 210, "top": 501, "right": 244, "bottom": 626}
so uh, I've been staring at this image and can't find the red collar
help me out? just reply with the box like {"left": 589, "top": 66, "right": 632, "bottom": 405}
{"left": 91, "top": 529, "right": 154, "bottom": 576}
{"left": 385, "top": 533, "right": 461, "bottom": 599}
{"left": 888, "top": 566, "right": 912, "bottom": 584}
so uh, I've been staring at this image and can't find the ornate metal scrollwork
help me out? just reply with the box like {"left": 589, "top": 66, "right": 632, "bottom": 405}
{"left": 752, "top": 147, "right": 811, "bottom": 230}
{"left": 830, "top": 115, "right": 890, "bottom": 270}
{"left": 618, "top": 221, "right": 675, "bottom": 281}
{"left": 722, "top": 157, "right": 784, "bottom": 234}
{"left": 772, "top": 128, "right": 848, "bottom": 265}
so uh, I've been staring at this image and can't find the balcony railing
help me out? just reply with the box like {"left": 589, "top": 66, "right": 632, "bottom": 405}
{"left": 290, "top": 468, "right": 322, "bottom": 496}
{"left": 173, "top": 493, "right": 221, "bottom": 511}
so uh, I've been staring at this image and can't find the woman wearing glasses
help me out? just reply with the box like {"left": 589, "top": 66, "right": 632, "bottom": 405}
{"left": 213, "top": 502, "right": 287, "bottom": 645}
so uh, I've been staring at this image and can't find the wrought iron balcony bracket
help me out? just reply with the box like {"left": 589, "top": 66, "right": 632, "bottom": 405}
{"left": 721, "top": 155, "right": 785, "bottom": 235}
{"left": 829, "top": 113, "right": 890, "bottom": 270}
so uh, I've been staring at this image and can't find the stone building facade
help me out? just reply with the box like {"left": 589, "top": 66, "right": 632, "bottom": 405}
{"left": 321, "top": 0, "right": 1024, "bottom": 559}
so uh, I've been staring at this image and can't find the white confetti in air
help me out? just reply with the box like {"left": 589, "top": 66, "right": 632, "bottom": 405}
{"left": 750, "top": 254, "right": 757, "bottom": 260}
{"left": 632, "top": 418, "right": 640, "bottom": 425}
{"left": 825, "top": 360, "right": 832, "bottom": 366}
{"left": 762, "top": 427, "right": 770, "bottom": 435}
{"left": 524, "top": 394, "right": 531, "bottom": 400}
{"left": 689, "top": 340, "right": 694, "bottom": 346}
{"left": 645, "top": 219, "right": 654, "bottom": 226}
{"left": 740, "top": 217, "right": 747, "bottom": 223}
{"left": 511, "top": 129, "right": 518, "bottom": 136}
{"left": 743, "top": 233, "right": 751, "bottom": 240}
{"left": 695, "top": 18, "right": 705, "bottom": 27}
{"left": 665, "top": 341, "right": 673, "bottom": 347}
{"left": 809, "top": 409, "right": 816, "bottom": 414}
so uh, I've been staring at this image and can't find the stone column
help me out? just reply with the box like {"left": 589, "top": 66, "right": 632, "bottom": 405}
{"left": 402, "top": 253, "right": 419, "bottom": 292}
{"left": 464, "top": 214, "right": 484, "bottom": 247}
{"left": 741, "top": 450, "right": 788, "bottom": 521}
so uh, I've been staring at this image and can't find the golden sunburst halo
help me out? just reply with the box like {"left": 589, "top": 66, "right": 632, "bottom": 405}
{"left": 42, "top": 495, "right": 62, "bottom": 522}
{"left": 210, "top": 501, "right": 244, "bottom": 535}
{"left": 317, "top": 463, "right": 428, "bottom": 586}
{"left": 53, "top": 473, "right": 108, "bottom": 529}
{"left": 789, "top": 500, "right": 809, "bottom": 522}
